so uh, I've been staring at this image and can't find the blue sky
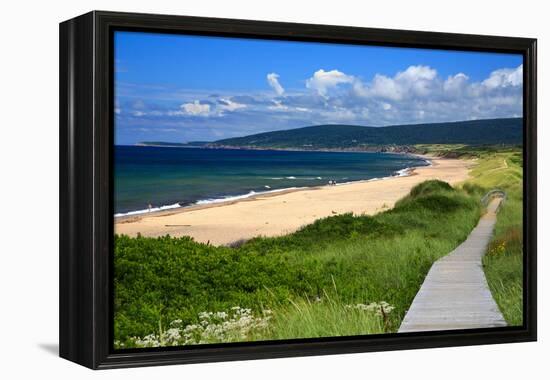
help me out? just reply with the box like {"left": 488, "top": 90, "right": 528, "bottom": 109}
{"left": 115, "top": 31, "right": 523, "bottom": 145}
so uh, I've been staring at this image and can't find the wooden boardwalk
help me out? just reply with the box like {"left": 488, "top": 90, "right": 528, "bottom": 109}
{"left": 398, "top": 197, "right": 507, "bottom": 332}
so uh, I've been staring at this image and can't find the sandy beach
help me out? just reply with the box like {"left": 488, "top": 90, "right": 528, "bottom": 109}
{"left": 115, "top": 156, "right": 473, "bottom": 246}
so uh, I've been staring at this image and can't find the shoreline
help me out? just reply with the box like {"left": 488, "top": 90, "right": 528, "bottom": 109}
{"left": 115, "top": 155, "right": 472, "bottom": 246}
{"left": 116, "top": 186, "right": 311, "bottom": 223}
{"left": 115, "top": 151, "right": 431, "bottom": 219}
{"left": 130, "top": 143, "right": 421, "bottom": 155}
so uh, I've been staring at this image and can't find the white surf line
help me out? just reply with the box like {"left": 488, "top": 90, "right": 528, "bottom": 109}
{"left": 398, "top": 197, "right": 507, "bottom": 332}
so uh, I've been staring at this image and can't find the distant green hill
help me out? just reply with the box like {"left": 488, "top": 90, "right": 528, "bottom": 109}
{"left": 137, "top": 141, "right": 210, "bottom": 147}
{"left": 211, "top": 118, "right": 522, "bottom": 149}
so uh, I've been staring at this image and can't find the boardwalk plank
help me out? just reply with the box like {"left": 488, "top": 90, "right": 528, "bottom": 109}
{"left": 398, "top": 197, "right": 507, "bottom": 333}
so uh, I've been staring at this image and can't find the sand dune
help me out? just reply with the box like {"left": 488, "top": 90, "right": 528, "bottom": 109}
{"left": 115, "top": 156, "right": 473, "bottom": 246}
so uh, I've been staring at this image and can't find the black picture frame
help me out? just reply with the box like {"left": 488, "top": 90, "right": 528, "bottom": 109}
{"left": 59, "top": 10, "right": 537, "bottom": 369}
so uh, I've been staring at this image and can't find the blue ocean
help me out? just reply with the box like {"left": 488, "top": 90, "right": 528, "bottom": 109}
{"left": 114, "top": 146, "right": 430, "bottom": 216}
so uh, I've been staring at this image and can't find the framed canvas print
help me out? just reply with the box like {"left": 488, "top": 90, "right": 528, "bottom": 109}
{"left": 59, "top": 11, "right": 537, "bottom": 369}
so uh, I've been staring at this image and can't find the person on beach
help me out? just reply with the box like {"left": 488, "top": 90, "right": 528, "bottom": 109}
{"left": 148, "top": 203, "right": 152, "bottom": 212}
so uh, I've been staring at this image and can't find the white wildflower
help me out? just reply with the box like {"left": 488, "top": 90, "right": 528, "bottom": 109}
{"left": 126, "top": 306, "right": 272, "bottom": 348}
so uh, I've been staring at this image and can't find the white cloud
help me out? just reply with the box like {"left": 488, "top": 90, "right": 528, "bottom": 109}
{"left": 306, "top": 69, "right": 354, "bottom": 96}
{"left": 368, "top": 74, "right": 404, "bottom": 100}
{"left": 382, "top": 102, "right": 392, "bottom": 111}
{"left": 268, "top": 99, "right": 288, "bottom": 111}
{"left": 396, "top": 65, "right": 437, "bottom": 82}
{"left": 267, "top": 73, "right": 285, "bottom": 95}
{"left": 218, "top": 98, "right": 246, "bottom": 112}
{"left": 367, "top": 65, "right": 438, "bottom": 100}
{"left": 483, "top": 64, "right": 522, "bottom": 89}
{"left": 444, "top": 73, "right": 469, "bottom": 93}
{"left": 171, "top": 98, "right": 247, "bottom": 118}
{"left": 180, "top": 100, "right": 211, "bottom": 116}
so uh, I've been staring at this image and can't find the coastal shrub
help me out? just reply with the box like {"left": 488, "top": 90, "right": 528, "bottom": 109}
{"left": 409, "top": 179, "right": 453, "bottom": 198}
{"left": 114, "top": 234, "right": 300, "bottom": 339}
{"left": 395, "top": 182, "right": 476, "bottom": 215}
{"left": 240, "top": 213, "right": 401, "bottom": 254}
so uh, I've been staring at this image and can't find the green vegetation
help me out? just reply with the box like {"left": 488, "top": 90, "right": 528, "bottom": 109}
{"left": 212, "top": 118, "right": 522, "bottom": 149}
{"left": 114, "top": 179, "right": 482, "bottom": 348}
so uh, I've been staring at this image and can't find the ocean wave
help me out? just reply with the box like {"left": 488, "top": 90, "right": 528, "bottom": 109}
{"left": 268, "top": 176, "right": 323, "bottom": 180}
{"left": 114, "top": 202, "right": 182, "bottom": 217}
{"left": 394, "top": 167, "right": 412, "bottom": 177}
{"left": 195, "top": 191, "right": 258, "bottom": 205}
{"left": 194, "top": 187, "right": 303, "bottom": 206}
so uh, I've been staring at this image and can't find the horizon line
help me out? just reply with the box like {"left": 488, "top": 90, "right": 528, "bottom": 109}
{"left": 116, "top": 116, "right": 523, "bottom": 145}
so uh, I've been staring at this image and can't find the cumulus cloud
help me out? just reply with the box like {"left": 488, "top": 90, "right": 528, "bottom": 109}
{"left": 396, "top": 65, "right": 437, "bottom": 81}
{"left": 444, "top": 73, "right": 469, "bottom": 94}
{"left": 181, "top": 100, "right": 212, "bottom": 116}
{"left": 364, "top": 65, "right": 439, "bottom": 100}
{"left": 483, "top": 64, "right": 523, "bottom": 89}
{"left": 267, "top": 73, "right": 285, "bottom": 95}
{"left": 306, "top": 69, "right": 355, "bottom": 96}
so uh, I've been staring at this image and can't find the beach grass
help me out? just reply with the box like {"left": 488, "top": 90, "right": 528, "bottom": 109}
{"left": 262, "top": 296, "right": 387, "bottom": 340}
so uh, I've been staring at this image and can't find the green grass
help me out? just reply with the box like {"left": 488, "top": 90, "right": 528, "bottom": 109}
{"left": 114, "top": 179, "right": 481, "bottom": 347}
{"left": 263, "top": 296, "right": 386, "bottom": 340}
